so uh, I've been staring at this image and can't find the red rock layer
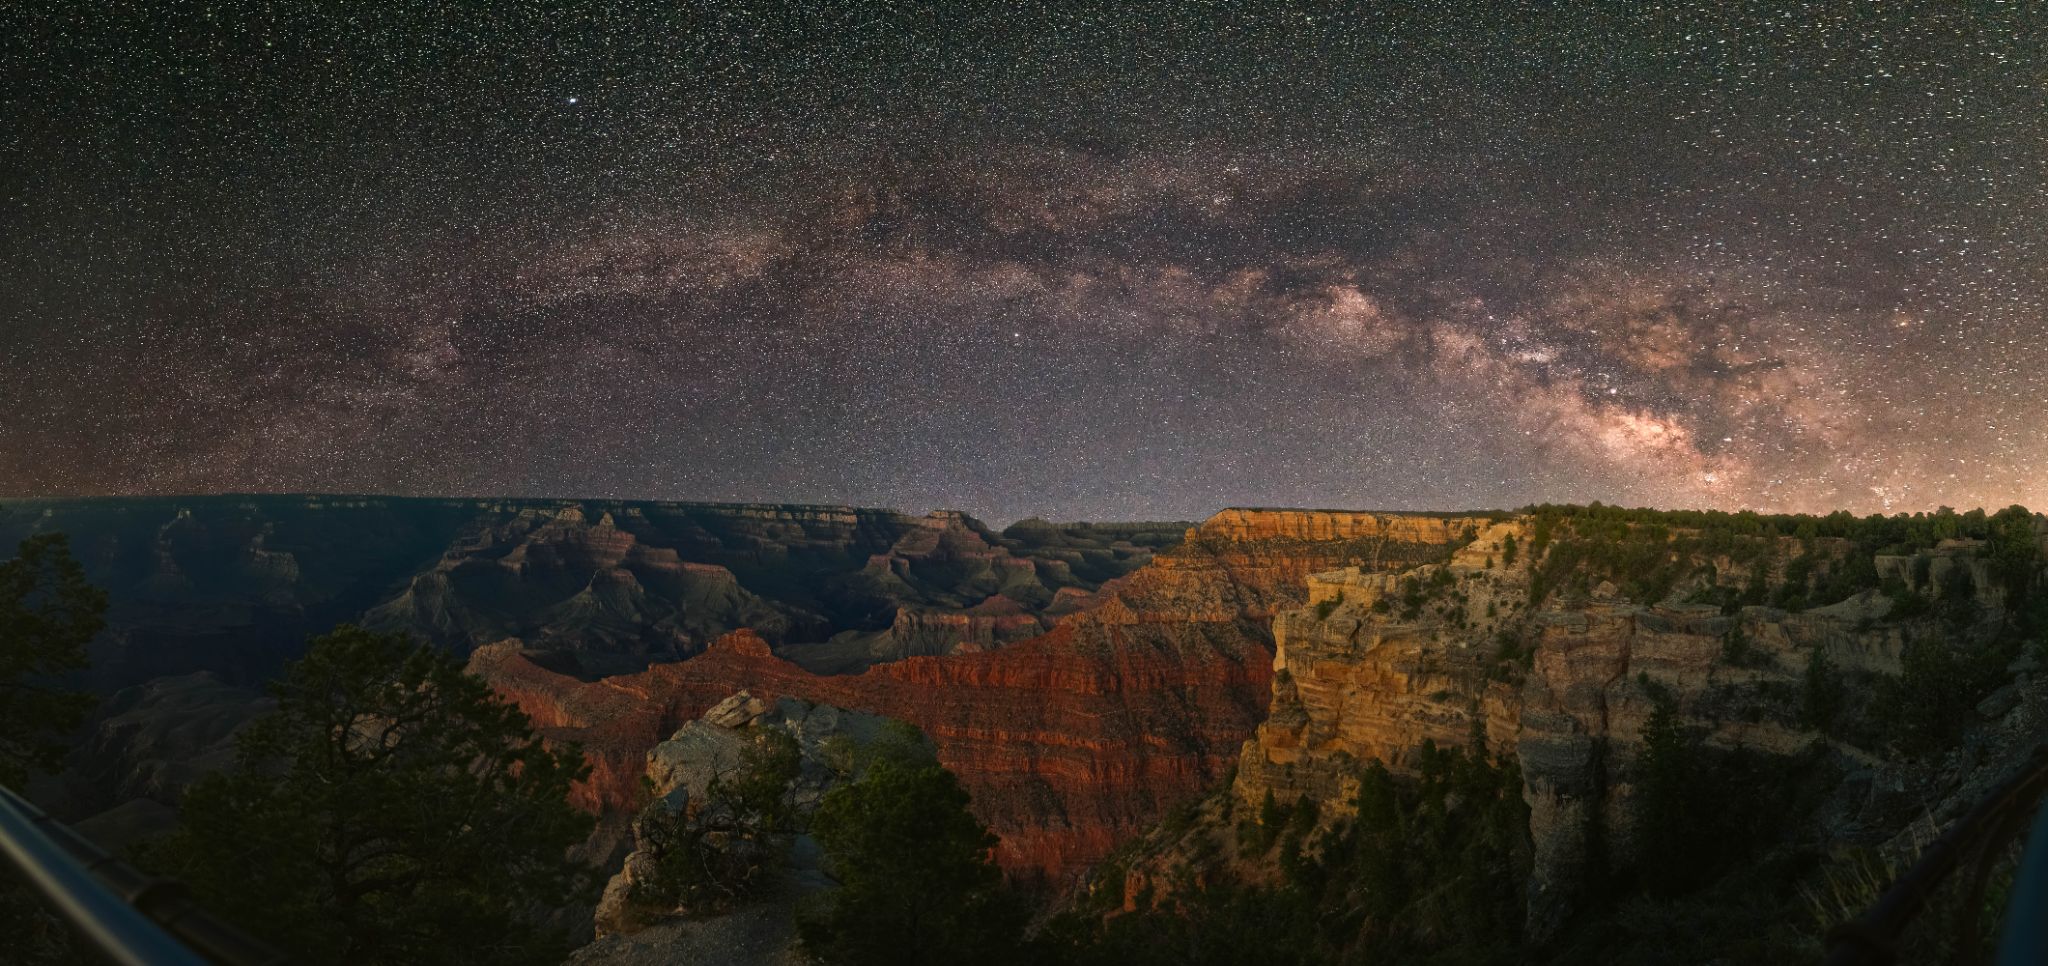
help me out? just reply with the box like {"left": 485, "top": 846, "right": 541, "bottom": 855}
{"left": 474, "top": 510, "right": 1474, "bottom": 882}
{"left": 474, "top": 618, "right": 1272, "bottom": 881}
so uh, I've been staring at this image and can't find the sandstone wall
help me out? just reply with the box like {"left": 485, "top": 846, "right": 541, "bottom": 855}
{"left": 1228, "top": 516, "right": 1912, "bottom": 936}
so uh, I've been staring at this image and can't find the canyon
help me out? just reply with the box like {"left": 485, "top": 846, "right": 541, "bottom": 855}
{"left": 17, "top": 493, "right": 2047, "bottom": 961}
{"left": 12, "top": 495, "right": 1490, "bottom": 883}
{"left": 11, "top": 495, "right": 1497, "bottom": 887}
{"left": 0, "top": 495, "right": 1178, "bottom": 847}
{"left": 0, "top": 495, "right": 1183, "bottom": 691}
{"left": 470, "top": 508, "right": 1486, "bottom": 880}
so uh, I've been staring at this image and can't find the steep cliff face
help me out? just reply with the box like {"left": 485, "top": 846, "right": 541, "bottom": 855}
{"left": 472, "top": 601, "right": 1270, "bottom": 883}
{"left": 1218, "top": 508, "right": 2048, "bottom": 939}
{"left": 471, "top": 508, "right": 1486, "bottom": 882}
{"left": 1233, "top": 521, "right": 1528, "bottom": 810}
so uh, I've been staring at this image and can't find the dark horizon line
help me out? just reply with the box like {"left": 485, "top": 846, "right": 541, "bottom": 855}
{"left": 0, "top": 489, "right": 2037, "bottom": 526}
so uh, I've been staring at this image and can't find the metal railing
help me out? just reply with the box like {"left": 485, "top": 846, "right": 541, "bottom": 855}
{"left": 0, "top": 784, "right": 287, "bottom": 966}
{"left": 1823, "top": 745, "right": 2048, "bottom": 966}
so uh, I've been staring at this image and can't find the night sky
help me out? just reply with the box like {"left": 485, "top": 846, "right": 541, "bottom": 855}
{"left": 5, "top": 2, "right": 2045, "bottom": 522}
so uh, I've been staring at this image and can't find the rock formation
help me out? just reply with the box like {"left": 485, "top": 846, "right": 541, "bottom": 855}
{"left": 1181, "top": 508, "right": 2048, "bottom": 939}
{"left": 1197, "top": 507, "right": 1507, "bottom": 544}
{"left": 5, "top": 494, "right": 1191, "bottom": 853}
{"left": 583, "top": 691, "right": 897, "bottom": 958}
{"left": 363, "top": 505, "right": 806, "bottom": 678}
{"left": 470, "top": 508, "right": 1486, "bottom": 882}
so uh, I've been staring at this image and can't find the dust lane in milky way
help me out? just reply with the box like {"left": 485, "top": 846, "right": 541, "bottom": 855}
{"left": 4, "top": 3, "right": 2044, "bottom": 521}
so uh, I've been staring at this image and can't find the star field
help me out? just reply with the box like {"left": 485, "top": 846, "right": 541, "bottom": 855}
{"left": 4, "top": 2, "right": 2045, "bottom": 521}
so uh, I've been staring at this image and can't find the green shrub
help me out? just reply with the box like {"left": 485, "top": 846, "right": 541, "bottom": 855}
{"left": 1058, "top": 745, "right": 1528, "bottom": 966}
{"left": 1720, "top": 627, "right": 1758, "bottom": 667}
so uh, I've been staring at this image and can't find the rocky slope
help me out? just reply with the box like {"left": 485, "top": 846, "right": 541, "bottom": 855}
{"left": 470, "top": 508, "right": 1487, "bottom": 883}
{"left": 28, "top": 672, "right": 275, "bottom": 851}
{"left": 361, "top": 504, "right": 808, "bottom": 678}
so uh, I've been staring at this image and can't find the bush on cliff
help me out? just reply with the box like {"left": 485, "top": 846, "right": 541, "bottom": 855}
{"left": 800, "top": 756, "right": 1029, "bottom": 965}
{"left": 1800, "top": 651, "right": 1847, "bottom": 734}
{"left": 1520, "top": 502, "right": 2043, "bottom": 613}
{"left": 156, "top": 625, "right": 596, "bottom": 966}
{"left": 632, "top": 727, "right": 802, "bottom": 916}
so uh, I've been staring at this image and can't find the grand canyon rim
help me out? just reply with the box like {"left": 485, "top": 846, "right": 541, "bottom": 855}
{"left": 4, "top": 3, "right": 2048, "bottom": 965}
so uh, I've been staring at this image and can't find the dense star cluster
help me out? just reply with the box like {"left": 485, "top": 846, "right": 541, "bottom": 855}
{"left": 4, "top": 2, "right": 2044, "bottom": 521}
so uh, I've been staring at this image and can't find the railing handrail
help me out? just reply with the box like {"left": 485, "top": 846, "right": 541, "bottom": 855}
{"left": 0, "top": 784, "right": 288, "bottom": 966}
{"left": 1823, "top": 744, "right": 2048, "bottom": 966}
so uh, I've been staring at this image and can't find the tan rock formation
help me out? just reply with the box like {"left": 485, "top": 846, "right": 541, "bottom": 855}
{"left": 1226, "top": 515, "right": 1926, "bottom": 935}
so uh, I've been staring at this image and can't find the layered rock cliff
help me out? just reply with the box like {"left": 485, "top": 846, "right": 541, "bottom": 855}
{"left": 1102, "top": 506, "right": 2048, "bottom": 950}
{"left": 6, "top": 494, "right": 1189, "bottom": 847}
{"left": 470, "top": 508, "right": 1487, "bottom": 882}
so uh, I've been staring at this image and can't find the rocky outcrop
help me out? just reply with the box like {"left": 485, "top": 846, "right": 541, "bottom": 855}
{"left": 0, "top": 495, "right": 1183, "bottom": 691}
{"left": 588, "top": 691, "right": 895, "bottom": 949}
{"left": 1234, "top": 521, "right": 1528, "bottom": 811}
{"left": 11, "top": 497, "right": 1190, "bottom": 819}
{"left": 8, "top": 494, "right": 1189, "bottom": 851}
{"left": 473, "top": 611, "right": 1270, "bottom": 885}
{"left": 784, "top": 511, "right": 1189, "bottom": 670}
{"left": 778, "top": 600, "right": 1046, "bottom": 674}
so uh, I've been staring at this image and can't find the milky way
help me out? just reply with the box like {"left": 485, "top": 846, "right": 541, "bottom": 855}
{"left": 5, "top": 2, "right": 2045, "bottom": 521}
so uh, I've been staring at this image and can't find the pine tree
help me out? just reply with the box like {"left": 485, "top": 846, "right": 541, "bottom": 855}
{"left": 159, "top": 625, "right": 595, "bottom": 966}
{"left": 801, "top": 757, "right": 1026, "bottom": 965}
{"left": 0, "top": 534, "right": 106, "bottom": 789}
